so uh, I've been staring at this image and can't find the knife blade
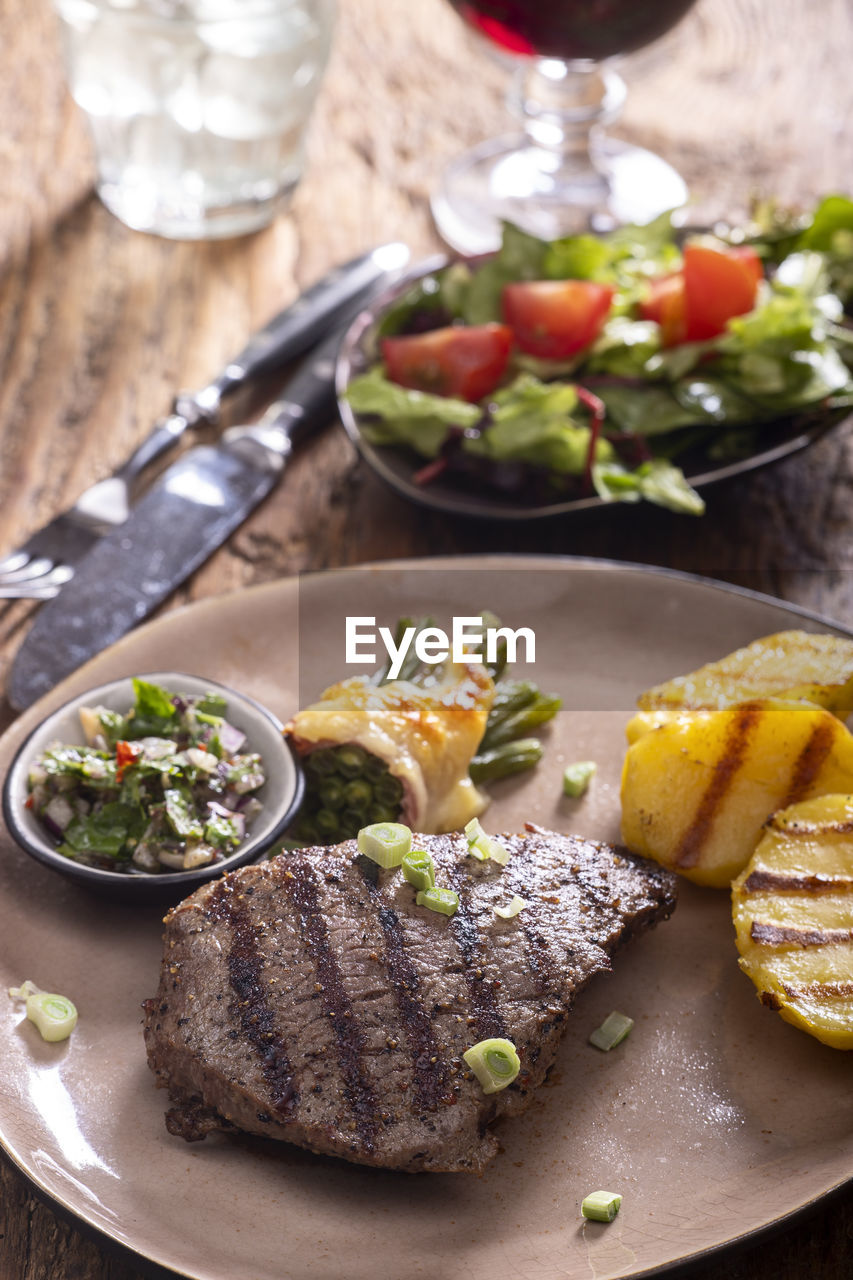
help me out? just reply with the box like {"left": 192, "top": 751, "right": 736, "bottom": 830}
{"left": 0, "top": 241, "right": 409, "bottom": 597}
{"left": 7, "top": 312, "right": 361, "bottom": 711}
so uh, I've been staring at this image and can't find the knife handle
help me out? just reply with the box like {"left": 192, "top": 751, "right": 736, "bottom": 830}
{"left": 182, "top": 243, "right": 410, "bottom": 425}
{"left": 255, "top": 313, "right": 360, "bottom": 452}
{"left": 112, "top": 412, "right": 188, "bottom": 485}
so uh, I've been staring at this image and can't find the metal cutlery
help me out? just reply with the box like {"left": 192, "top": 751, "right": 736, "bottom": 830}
{"left": 0, "top": 242, "right": 409, "bottom": 601}
{"left": 7, "top": 313, "right": 359, "bottom": 710}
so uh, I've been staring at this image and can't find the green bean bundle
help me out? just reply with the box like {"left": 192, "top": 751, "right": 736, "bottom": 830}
{"left": 289, "top": 612, "right": 561, "bottom": 847}
{"left": 292, "top": 745, "right": 404, "bottom": 846}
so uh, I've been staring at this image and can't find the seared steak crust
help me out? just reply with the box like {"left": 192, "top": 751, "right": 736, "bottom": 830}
{"left": 143, "top": 824, "right": 676, "bottom": 1172}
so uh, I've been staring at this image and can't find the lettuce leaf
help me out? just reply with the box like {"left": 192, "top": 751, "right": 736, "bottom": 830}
{"left": 592, "top": 458, "right": 705, "bottom": 515}
{"left": 345, "top": 367, "right": 480, "bottom": 459}
{"left": 463, "top": 374, "right": 613, "bottom": 474}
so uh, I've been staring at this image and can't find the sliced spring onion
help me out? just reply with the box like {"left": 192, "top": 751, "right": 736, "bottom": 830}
{"left": 464, "top": 816, "right": 489, "bottom": 861}
{"left": 464, "top": 817, "right": 510, "bottom": 866}
{"left": 357, "top": 821, "right": 412, "bottom": 868}
{"left": 562, "top": 760, "right": 597, "bottom": 798}
{"left": 589, "top": 1011, "right": 634, "bottom": 1052}
{"left": 8, "top": 980, "right": 41, "bottom": 1002}
{"left": 26, "top": 992, "right": 78, "bottom": 1042}
{"left": 494, "top": 894, "right": 526, "bottom": 920}
{"left": 581, "top": 1191, "right": 622, "bottom": 1223}
{"left": 416, "top": 886, "right": 459, "bottom": 917}
{"left": 463, "top": 1037, "right": 520, "bottom": 1093}
{"left": 402, "top": 848, "right": 435, "bottom": 891}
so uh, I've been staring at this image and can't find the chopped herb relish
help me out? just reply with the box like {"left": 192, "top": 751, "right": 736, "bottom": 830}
{"left": 26, "top": 678, "right": 265, "bottom": 874}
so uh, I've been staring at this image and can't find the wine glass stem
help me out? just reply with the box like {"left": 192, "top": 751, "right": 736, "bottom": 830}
{"left": 507, "top": 60, "right": 627, "bottom": 191}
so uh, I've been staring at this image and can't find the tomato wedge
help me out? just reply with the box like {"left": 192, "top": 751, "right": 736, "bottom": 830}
{"left": 639, "top": 272, "right": 687, "bottom": 346}
{"left": 501, "top": 280, "right": 615, "bottom": 359}
{"left": 641, "top": 242, "right": 763, "bottom": 345}
{"left": 682, "top": 241, "right": 763, "bottom": 341}
{"left": 381, "top": 323, "right": 513, "bottom": 402}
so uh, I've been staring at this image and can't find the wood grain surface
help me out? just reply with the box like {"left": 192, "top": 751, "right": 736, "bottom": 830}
{"left": 1, "top": 0, "right": 852, "bottom": 1275}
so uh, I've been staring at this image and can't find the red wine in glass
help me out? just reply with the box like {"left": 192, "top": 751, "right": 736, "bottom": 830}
{"left": 448, "top": 0, "right": 699, "bottom": 61}
{"left": 432, "top": 0, "right": 700, "bottom": 253}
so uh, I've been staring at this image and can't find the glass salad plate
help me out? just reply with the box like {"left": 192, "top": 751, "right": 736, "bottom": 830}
{"left": 336, "top": 208, "right": 853, "bottom": 521}
{"left": 0, "top": 556, "right": 851, "bottom": 1280}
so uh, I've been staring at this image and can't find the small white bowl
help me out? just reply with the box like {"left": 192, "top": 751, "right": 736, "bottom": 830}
{"left": 2, "top": 672, "right": 304, "bottom": 903}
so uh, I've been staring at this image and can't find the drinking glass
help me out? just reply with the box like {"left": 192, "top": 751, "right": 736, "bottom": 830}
{"left": 431, "top": 0, "right": 700, "bottom": 254}
{"left": 52, "top": 0, "right": 336, "bottom": 240}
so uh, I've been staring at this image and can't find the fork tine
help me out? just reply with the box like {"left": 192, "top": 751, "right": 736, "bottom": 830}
{"left": 0, "top": 582, "right": 62, "bottom": 601}
{"left": 0, "top": 557, "right": 61, "bottom": 586}
{"left": 0, "top": 564, "right": 73, "bottom": 599}
{"left": 0, "top": 552, "right": 33, "bottom": 576}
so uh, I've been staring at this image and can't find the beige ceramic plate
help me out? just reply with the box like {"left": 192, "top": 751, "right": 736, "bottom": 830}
{"left": 1, "top": 556, "right": 851, "bottom": 1280}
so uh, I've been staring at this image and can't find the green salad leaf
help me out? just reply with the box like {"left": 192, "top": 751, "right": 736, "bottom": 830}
{"left": 348, "top": 198, "right": 853, "bottom": 516}
{"left": 346, "top": 367, "right": 480, "bottom": 459}
{"left": 465, "top": 374, "right": 614, "bottom": 473}
{"left": 592, "top": 458, "right": 705, "bottom": 515}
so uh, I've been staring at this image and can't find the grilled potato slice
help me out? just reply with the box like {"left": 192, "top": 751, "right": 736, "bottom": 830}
{"left": 636, "top": 630, "right": 853, "bottom": 718}
{"left": 620, "top": 699, "right": 853, "bottom": 887}
{"left": 732, "top": 794, "right": 853, "bottom": 1048}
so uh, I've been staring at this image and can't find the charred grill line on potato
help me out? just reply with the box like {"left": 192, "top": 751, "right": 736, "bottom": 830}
{"left": 622, "top": 698, "right": 853, "bottom": 887}
{"left": 743, "top": 869, "right": 853, "bottom": 893}
{"left": 673, "top": 701, "right": 760, "bottom": 868}
{"left": 781, "top": 719, "right": 839, "bottom": 807}
{"left": 675, "top": 710, "right": 842, "bottom": 871}
{"left": 750, "top": 922, "right": 853, "bottom": 947}
{"left": 144, "top": 825, "right": 677, "bottom": 1172}
{"left": 732, "top": 794, "right": 853, "bottom": 1048}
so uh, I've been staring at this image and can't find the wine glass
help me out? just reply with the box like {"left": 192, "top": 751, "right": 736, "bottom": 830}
{"left": 431, "top": 0, "right": 700, "bottom": 255}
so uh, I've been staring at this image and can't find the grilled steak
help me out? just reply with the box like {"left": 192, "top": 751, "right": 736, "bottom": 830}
{"left": 143, "top": 824, "right": 676, "bottom": 1173}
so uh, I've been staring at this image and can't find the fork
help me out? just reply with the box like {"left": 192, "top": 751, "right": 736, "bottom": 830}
{"left": 0, "top": 413, "right": 188, "bottom": 599}
{"left": 0, "top": 242, "right": 409, "bottom": 601}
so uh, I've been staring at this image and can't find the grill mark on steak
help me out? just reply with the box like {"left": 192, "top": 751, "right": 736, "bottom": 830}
{"left": 145, "top": 828, "right": 678, "bottom": 1173}
{"left": 444, "top": 867, "right": 507, "bottom": 1041}
{"left": 279, "top": 856, "right": 379, "bottom": 1153}
{"left": 206, "top": 878, "right": 297, "bottom": 1114}
{"left": 359, "top": 864, "right": 455, "bottom": 1110}
{"left": 508, "top": 837, "right": 574, "bottom": 992}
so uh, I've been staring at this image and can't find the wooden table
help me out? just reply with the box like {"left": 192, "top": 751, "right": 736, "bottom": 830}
{"left": 1, "top": 0, "right": 852, "bottom": 1275}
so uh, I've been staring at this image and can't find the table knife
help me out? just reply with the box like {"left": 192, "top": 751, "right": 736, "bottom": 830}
{"left": 0, "top": 241, "right": 409, "bottom": 596}
{"left": 7, "top": 315, "right": 358, "bottom": 711}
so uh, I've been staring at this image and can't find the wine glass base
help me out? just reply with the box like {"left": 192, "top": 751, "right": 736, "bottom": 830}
{"left": 431, "top": 133, "right": 688, "bottom": 255}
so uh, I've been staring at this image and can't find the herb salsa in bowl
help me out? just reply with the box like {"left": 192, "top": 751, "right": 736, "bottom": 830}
{"left": 2, "top": 673, "right": 304, "bottom": 902}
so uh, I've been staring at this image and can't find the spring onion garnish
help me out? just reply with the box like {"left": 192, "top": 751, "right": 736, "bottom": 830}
{"left": 494, "top": 894, "right": 526, "bottom": 919}
{"left": 463, "top": 817, "right": 510, "bottom": 866}
{"left": 581, "top": 1191, "right": 622, "bottom": 1223}
{"left": 9, "top": 982, "right": 77, "bottom": 1042}
{"left": 402, "top": 848, "right": 435, "bottom": 891}
{"left": 562, "top": 760, "right": 597, "bottom": 798}
{"left": 416, "top": 886, "right": 459, "bottom": 916}
{"left": 357, "top": 821, "right": 412, "bottom": 869}
{"left": 463, "top": 1037, "right": 520, "bottom": 1093}
{"left": 8, "top": 980, "right": 40, "bottom": 1002}
{"left": 27, "top": 993, "right": 78, "bottom": 1042}
{"left": 589, "top": 1011, "right": 634, "bottom": 1052}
